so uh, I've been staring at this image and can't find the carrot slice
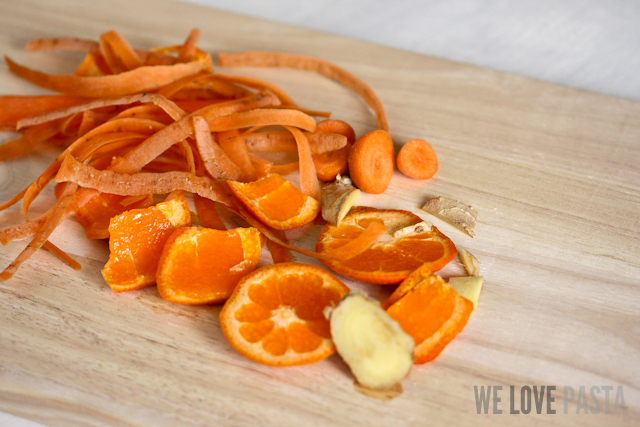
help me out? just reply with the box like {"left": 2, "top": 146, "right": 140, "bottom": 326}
{"left": 348, "top": 129, "right": 395, "bottom": 194}
{"left": 396, "top": 138, "right": 438, "bottom": 180}
{"left": 218, "top": 51, "right": 388, "bottom": 131}
{"left": 4, "top": 55, "right": 213, "bottom": 97}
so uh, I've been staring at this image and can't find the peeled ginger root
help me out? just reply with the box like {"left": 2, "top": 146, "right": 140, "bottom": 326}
{"left": 327, "top": 292, "right": 414, "bottom": 399}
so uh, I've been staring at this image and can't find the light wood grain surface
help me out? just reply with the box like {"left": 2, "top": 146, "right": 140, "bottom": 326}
{"left": 1, "top": 0, "right": 639, "bottom": 426}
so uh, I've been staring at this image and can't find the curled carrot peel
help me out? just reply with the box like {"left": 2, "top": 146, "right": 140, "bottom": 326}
{"left": 193, "top": 194, "right": 226, "bottom": 230}
{"left": 243, "top": 131, "right": 347, "bottom": 155}
{"left": 0, "top": 182, "right": 78, "bottom": 281}
{"left": 0, "top": 95, "right": 90, "bottom": 130}
{"left": 218, "top": 51, "right": 388, "bottom": 131}
{"left": 4, "top": 55, "right": 213, "bottom": 97}
{"left": 284, "top": 126, "right": 321, "bottom": 201}
{"left": 192, "top": 115, "right": 242, "bottom": 181}
{"left": 17, "top": 93, "right": 186, "bottom": 129}
{"left": 55, "top": 154, "right": 235, "bottom": 207}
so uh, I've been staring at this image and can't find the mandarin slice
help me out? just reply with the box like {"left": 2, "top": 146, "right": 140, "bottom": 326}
{"left": 101, "top": 197, "right": 191, "bottom": 293}
{"left": 156, "top": 226, "right": 262, "bottom": 305}
{"left": 316, "top": 207, "right": 457, "bottom": 284}
{"left": 219, "top": 262, "right": 350, "bottom": 366}
{"left": 54, "top": 183, "right": 154, "bottom": 239}
{"left": 76, "top": 193, "right": 155, "bottom": 239}
{"left": 386, "top": 273, "right": 473, "bottom": 364}
{"left": 227, "top": 173, "right": 321, "bottom": 230}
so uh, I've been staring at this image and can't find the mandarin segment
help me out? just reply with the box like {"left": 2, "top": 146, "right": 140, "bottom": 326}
{"left": 316, "top": 207, "right": 457, "bottom": 284}
{"left": 386, "top": 273, "right": 474, "bottom": 364}
{"left": 219, "top": 262, "right": 350, "bottom": 366}
{"left": 227, "top": 174, "right": 321, "bottom": 230}
{"left": 101, "top": 197, "right": 190, "bottom": 293}
{"left": 156, "top": 226, "right": 262, "bottom": 305}
{"left": 75, "top": 192, "right": 154, "bottom": 239}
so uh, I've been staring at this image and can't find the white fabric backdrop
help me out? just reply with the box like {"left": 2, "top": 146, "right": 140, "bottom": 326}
{"left": 184, "top": 0, "right": 640, "bottom": 102}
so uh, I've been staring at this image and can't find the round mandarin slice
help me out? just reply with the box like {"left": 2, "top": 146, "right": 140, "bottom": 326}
{"left": 219, "top": 262, "right": 350, "bottom": 366}
{"left": 316, "top": 207, "right": 457, "bottom": 285}
{"left": 156, "top": 226, "right": 262, "bottom": 305}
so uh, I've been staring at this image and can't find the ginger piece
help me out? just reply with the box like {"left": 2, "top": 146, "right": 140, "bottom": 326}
{"left": 321, "top": 175, "right": 361, "bottom": 226}
{"left": 458, "top": 247, "right": 480, "bottom": 276}
{"left": 392, "top": 221, "right": 433, "bottom": 239}
{"left": 327, "top": 292, "right": 414, "bottom": 398}
{"left": 448, "top": 276, "right": 483, "bottom": 309}
{"left": 421, "top": 196, "right": 477, "bottom": 238}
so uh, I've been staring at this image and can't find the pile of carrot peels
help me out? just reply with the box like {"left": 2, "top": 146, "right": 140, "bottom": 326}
{"left": 0, "top": 29, "right": 408, "bottom": 281}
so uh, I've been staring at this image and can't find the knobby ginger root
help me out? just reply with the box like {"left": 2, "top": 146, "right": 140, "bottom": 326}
{"left": 326, "top": 292, "right": 414, "bottom": 399}
{"left": 421, "top": 196, "right": 478, "bottom": 238}
{"left": 321, "top": 175, "right": 361, "bottom": 226}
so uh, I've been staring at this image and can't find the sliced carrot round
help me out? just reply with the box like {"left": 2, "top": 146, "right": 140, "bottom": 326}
{"left": 397, "top": 138, "right": 438, "bottom": 180}
{"left": 219, "top": 262, "right": 350, "bottom": 366}
{"left": 157, "top": 227, "right": 262, "bottom": 305}
{"left": 347, "top": 129, "right": 395, "bottom": 194}
{"left": 227, "top": 174, "right": 320, "bottom": 230}
{"left": 316, "top": 207, "right": 457, "bottom": 285}
{"left": 386, "top": 273, "right": 473, "bottom": 363}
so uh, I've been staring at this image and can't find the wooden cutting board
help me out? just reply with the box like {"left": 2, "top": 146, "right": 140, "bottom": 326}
{"left": 1, "top": 0, "right": 638, "bottom": 426}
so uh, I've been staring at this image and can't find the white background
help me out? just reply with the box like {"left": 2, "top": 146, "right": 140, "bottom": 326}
{"left": 2, "top": 0, "right": 639, "bottom": 426}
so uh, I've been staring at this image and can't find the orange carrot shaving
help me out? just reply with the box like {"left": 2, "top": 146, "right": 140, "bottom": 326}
{"left": 284, "top": 126, "right": 321, "bottom": 201}
{"left": 216, "top": 130, "right": 257, "bottom": 182}
{"left": 25, "top": 37, "right": 99, "bottom": 53}
{"left": 4, "top": 55, "right": 213, "bottom": 97}
{"left": 218, "top": 51, "right": 388, "bottom": 131}
{"left": 266, "top": 229, "right": 292, "bottom": 263}
{"left": 55, "top": 154, "right": 235, "bottom": 207}
{"left": 0, "top": 182, "right": 78, "bottom": 281}
{"left": 0, "top": 95, "right": 90, "bottom": 130}
{"left": 99, "top": 30, "right": 143, "bottom": 72}
{"left": 396, "top": 138, "right": 438, "bottom": 180}
{"left": 111, "top": 92, "right": 278, "bottom": 174}
{"left": 207, "top": 108, "right": 316, "bottom": 133}
{"left": 0, "top": 119, "right": 63, "bottom": 162}
{"left": 179, "top": 28, "right": 201, "bottom": 62}
{"left": 216, "top": 74, "right": 298, "bottom": 107}
{"left": 42, "top": 241, "right": 82, "bottom": 270}
{"left": 17, "top": 93, "right": 186, "bottom": 129}
{"left": 193, "top": 194, "right": 227, "bottom": 230}
{"left": 243, "top": 130, "right": 347, "bottom": 154}
{"left": 192, "top": 115, "right": 242, "bottom": 180}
